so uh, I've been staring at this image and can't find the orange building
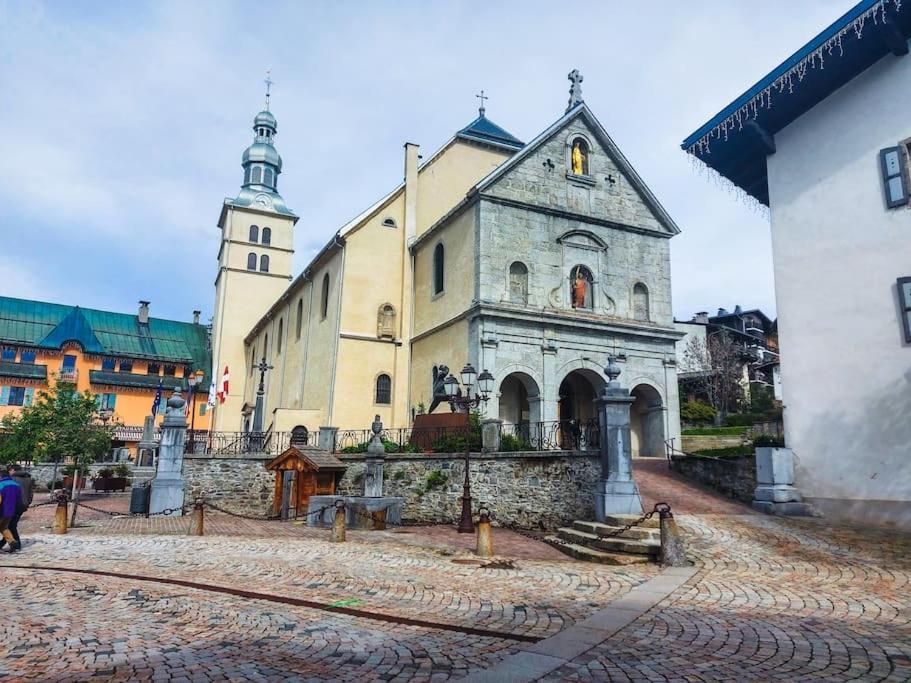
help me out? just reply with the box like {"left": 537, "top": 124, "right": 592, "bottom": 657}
{"left": 0, "top": 297, "right": 211, "bottom": 460}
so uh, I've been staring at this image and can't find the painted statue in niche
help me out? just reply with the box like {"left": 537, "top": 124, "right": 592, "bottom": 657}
{"left": 571, "top": 266, "right": 591, "bottom": 309}
{"left": 571, "top": 139, "right": 589, "bottom": 175}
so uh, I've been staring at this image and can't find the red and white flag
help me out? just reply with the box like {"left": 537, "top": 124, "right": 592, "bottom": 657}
{"left": 217, "top": 365, "right": 230, "bottom": 404}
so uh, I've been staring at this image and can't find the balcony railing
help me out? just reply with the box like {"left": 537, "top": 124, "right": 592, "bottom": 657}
{"left": 58, "top": 368, "right": 78, "bottom": 382}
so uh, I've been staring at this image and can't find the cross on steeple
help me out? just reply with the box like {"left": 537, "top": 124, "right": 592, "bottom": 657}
{"left": 264, "top": 70, "right": 274, "bottom": 110}
{"left": 567, "top": 69, "right": 584, "bottom": 111}
{"left": 476, "top": 89, "right": 488, "bottom": 117}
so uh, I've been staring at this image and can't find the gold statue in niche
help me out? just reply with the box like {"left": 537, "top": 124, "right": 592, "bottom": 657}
{"left": 571, "top": 139, "right": 588, "bottom": 175}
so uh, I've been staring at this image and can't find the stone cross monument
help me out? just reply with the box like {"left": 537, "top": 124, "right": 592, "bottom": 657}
{"left": 364, "top": 415, "right": 385, "bottom": 497}
{"left": 136, "top": 415, "right": 158, "bottom": 468}
{"left": 594, "top": 357, "right": 643, "bottom": 519}
{"left": 149, "top": 388, "right": 188, "bottom": 516}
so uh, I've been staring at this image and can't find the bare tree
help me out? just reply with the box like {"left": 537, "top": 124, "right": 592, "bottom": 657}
{"left": 683, "top": 331, "right": 746, "bottom": 425}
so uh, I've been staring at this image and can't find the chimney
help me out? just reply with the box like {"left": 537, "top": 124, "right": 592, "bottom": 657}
{"left": 138, "top": 301, "right": 150, "bottom": 324}
{"left": 693, "top": 311, "right": 709, "bottom": 324}
{"left": 733, "top": 304, "right": 742, "bottom": 315}
{"left": 193, "top": 310, "right": 201, "bottom": 325}
{"left": 717, "top": 308, "right": 728, "bottom": 317}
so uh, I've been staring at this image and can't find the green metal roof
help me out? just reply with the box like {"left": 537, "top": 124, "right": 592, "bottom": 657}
{"left": 0, "top": 361, "right": 47, "bottom": 381}
{"left": 88, "top": 370, "right": 197, "bottom": 392}
{"left": 0, "top": 296, "right": 211, "bottom": 384}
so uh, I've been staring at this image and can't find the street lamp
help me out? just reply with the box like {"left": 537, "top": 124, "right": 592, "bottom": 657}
{"left": 187, "top": 369, "right": 204, "bottom": 454}
{"left": 443, "top": 364, "right": 495, "bottom": 533}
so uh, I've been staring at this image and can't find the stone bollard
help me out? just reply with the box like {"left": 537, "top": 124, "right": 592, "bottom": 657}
{"left": 475, "top": 504, "right": 494, "bottom": 558}
{"left": 656, "top": 503, "right": 689, "bottom": 567}
{"left": 189, "top": 499, "right": 205, "bottom": 537}
{"left": 53, "top": 492, "right": 68, "bottom": 535}
{"left": 330, "top": 501, "right": 346, "bottom": 543}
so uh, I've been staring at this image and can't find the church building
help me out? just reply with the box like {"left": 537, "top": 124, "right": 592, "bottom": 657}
{"left": 210, "top": 73, "right": 683, "bottom": 456}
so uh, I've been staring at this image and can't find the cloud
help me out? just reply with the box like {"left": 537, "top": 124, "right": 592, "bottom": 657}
{"left": 0, "top": 0, "right": 858, "bottom": 322}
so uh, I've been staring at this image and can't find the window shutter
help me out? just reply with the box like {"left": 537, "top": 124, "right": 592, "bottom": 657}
{"left": 880, "top": 147, "right": 909, "bottom": 208}
{"left": 0, "top": 386, "right": 8, "bottom": 406}
{"left": 24, "top": 387, "right": 34, "bottom": 406}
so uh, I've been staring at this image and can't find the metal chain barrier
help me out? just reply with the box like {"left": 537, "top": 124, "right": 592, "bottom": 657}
{"left": 74, "top": 501, "right": 186, "bottom": 517}
{"left": 202, "top": 500, "right": 333, "bottom": 522}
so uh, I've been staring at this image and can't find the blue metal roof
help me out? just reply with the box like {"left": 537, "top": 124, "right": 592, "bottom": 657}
{"left": 682, "top": 0, "right": 910, "bottom": 205}
{"left": 457, "top": 113, "right": 524, "bottom": 151}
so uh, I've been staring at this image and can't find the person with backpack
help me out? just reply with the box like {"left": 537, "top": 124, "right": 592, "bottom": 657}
{"left": 0, "top": 469, "right": 22, "bottom": 552}
{"left": 4, "top": 464, "right": 33, "bottom": 551}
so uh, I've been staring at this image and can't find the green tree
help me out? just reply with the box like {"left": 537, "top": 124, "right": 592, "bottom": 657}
{"left": 0, "top": 380, "right": 116, "bottom": 472}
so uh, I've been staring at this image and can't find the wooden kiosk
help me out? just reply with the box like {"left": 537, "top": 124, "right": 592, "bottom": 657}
{"left": 266, "top": 439, "right": 347, "bottom": 519}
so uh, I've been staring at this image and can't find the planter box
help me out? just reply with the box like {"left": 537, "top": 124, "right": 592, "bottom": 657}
{"left": 63, "top": 475, "right": 86, "bottom": 490}
{"left": 92, "top": 476, "right": 129, "bottom": 493}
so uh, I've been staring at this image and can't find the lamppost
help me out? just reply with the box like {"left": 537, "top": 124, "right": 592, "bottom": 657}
{"left": 443, "top": 364, "right": 495, "bottom": 533}
{"left": 187, "top": 369, "right": 204, "bottom": 454}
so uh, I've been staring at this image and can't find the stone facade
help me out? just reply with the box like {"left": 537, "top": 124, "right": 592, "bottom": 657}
{"left": 670, "top": 453, "right": 756, "bottom": 504}
{"left": 467, "top": 113, "right": 682, "bottom": 456}
{"left": 174, "top": 451, "right": 600, "bottom": 527}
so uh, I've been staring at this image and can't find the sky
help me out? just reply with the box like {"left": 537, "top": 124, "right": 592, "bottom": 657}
{"left": 0, "top": 0, "right": 857, "bottom": 324}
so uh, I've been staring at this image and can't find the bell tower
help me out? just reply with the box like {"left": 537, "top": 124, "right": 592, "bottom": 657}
{"left": 210, "top": 77, "right": 298, "bottom": 432}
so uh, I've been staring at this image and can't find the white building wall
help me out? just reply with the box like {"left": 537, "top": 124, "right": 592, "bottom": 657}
{"left": 766, "top": 47, "right": 911, "bottom": 528}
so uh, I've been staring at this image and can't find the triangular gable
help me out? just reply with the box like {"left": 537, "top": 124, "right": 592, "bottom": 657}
{"left": 40, "top": 307, "right": 104, "bottom": 353}
{"left": 474, "top": 103, "right": 680, "bottom": 235}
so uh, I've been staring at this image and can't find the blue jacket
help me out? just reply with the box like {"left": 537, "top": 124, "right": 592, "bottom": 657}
{"left": 0, "top": 475, "right": 21, "bottom": 518}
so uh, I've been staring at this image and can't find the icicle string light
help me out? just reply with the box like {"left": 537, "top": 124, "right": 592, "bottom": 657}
{"left": 686, "top": 0, "right": 902, "bottom": 159}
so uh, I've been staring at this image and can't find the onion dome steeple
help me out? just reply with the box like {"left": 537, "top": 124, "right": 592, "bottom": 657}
{"left": 226, "top": 72, "right": 296, "bottom": 218}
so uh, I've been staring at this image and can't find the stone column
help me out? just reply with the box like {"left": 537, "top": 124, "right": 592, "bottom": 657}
{"left": 752, "top": 447, "right": 814, "bottom": 516}
{"left": 149, "top": 389, "right": 188, "bottom": 516}
{"left": 364, "top": 415, "right": 385, "bottom": 498}
{"left": 318, "top": 426, "right": 338, "bottom": 452}
{"left": 482, "top": 418, "right": 502, "bottom": 453}
{"left": 136, "top": 415, "right": 158, "bottom": 467}
{"left": 594, "top": 358, "right": 642, "bottom": 520}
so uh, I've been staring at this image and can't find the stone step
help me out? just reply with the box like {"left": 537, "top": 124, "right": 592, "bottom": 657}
{"left": 557, "top": 527, "right": 600, "bottom": 545}
{"left": 543, "top": 536, "right": 651, "bottom": 565}
{"left": 594, "top": 536, "right": 660, "bottom": 557}
{"left": 602, "top": 513, "right": 660, "bottom": 529}
{"left": 573, "top": 520, "right": 660, "bottom": 541}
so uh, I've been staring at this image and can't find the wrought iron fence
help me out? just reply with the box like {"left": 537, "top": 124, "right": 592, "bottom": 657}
{"left": 334, "top": 425, "right": 480, "bottom": 454}
{"left": 201, "top": 430, "right": 316, "bottom": 456}
{"left": 500, "top": 418, "right": 599, "bottom": 451}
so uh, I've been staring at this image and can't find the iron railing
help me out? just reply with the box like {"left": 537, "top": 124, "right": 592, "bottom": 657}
{"left": 500, "top": 418, "right": 599, "bottom": 451}
{"left": 334, "top": 425, "right": 479, "bottom": 454}
{"left": 201, "top": 430, "right": 316, "bottom": 456}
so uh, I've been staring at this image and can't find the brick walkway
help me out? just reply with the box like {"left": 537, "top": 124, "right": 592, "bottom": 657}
{"left": 633, "top": 457, "right": 754, "bottom": 515}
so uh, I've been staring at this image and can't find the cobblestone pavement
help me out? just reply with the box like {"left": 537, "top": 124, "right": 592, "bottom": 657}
{"left": 5, "top": 467, "right": 911, "bottom": 681}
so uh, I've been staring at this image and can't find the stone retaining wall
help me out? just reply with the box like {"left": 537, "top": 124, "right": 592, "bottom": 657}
{"left": 183, "top": 454, "right": 275, "bottom": 517}
{"left": 670, "top": 453, "right": 756, "bottom": 503}
{"left": 178, "top": 451, "right": 600, "bottom": 528}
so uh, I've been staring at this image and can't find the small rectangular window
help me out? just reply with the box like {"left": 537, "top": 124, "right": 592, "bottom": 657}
{"left": 163, "top": 365, "right": 176, "bottom": 377}
{"left": 20, "top": 350, "right": 35, "bottom": 364}
{"left": 119, "top": 360, "right": 133, "bottom": 373}
{"left": 102, "top": 357, "right": 116, "bottom": 371}
{"left": 1, "top": 348, "right": 16, "bottom": 362}
{"left": 881, "top": 146, "right": 909, "bottom": 208}
{"left": 8, "top": 386, "right": 25, "bottom": 406}
{"left": 148, "top": 363, "right": 160, "bottom": 375}
{"left": 199, "top": 403, "right": 207, "bottom": 416}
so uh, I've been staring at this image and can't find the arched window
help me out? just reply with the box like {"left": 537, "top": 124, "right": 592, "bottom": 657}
{"left": 250, "top": 346, "right": 256, "bottom": 376}
{"left": 570, "top": 265, "right": 594, "bottom": 309}
{"left": 264, "top": 168, "right": 274, "bottom": 187}
{"left": 247, "top": 252, "right": 257, "bottom": 270}
{"left": 249, "top": 225, "right": 259, "bottom": 243}
{"left": 261, "top": 227, "right": 271, "bottom": 245}
{"left": 509, "top": 262, "right": 528, "bottom": 304}
{"left": 264, "top": 334, "right": 269, "bottom": 360}
{"left": 276, "top": 318, "right": 283, "bottom": 354}
{"left": 259, "top": 254, "right": 270, "bottom": 272}
{"left": 320, "top": 273, "right": 330, "bottom": 319}
{"left": 295, "top": 298, "right": 303, "bottom": 340}
{"left": 633, "top": 283, "right": 650, "bottom": 321}
{"left": 570, "top": 137, "right": 590, "bottom": 175}
{"left": 382, "top": 217, "right": 397, "bottom": 228}
{"left": 244, "top": 167, "right": 251, "bottom": 184}
{"left": 377, "top": 303, "right": 396, "bottom": 339}
{"left": 433, "top": 243, "right": 445, "bottom": 295}
{"left": 375, "top": 374, "right": 392, "bottom": 404}
{"left": 251, "top": 166, "right": 262, "bottom": 184}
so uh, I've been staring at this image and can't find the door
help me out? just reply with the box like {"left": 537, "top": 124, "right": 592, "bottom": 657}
{"left": 295, "top": 471, "right": 317, "bottom": 517}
